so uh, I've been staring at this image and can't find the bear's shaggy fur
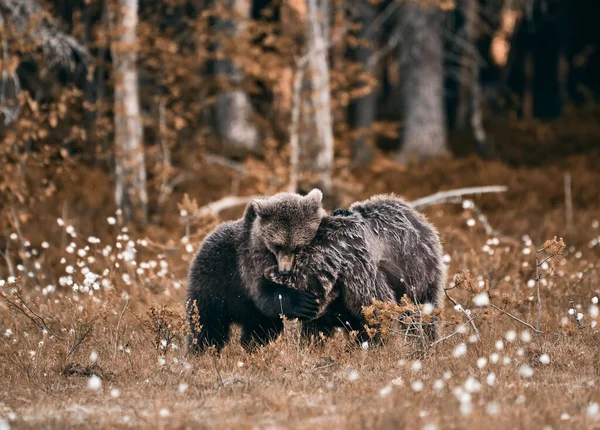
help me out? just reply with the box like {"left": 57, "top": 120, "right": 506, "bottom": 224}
{"left": 186, "top": 190, "right": 325, "bottom": 353}
{"left": 264, "top": 194, "right": 446, "bottom": 341}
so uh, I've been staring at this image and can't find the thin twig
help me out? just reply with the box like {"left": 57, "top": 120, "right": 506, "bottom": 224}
{"left": 489, "top": 304, "right": 544, "bottom": 333}
{"left": 570, "top": 299, "right": 584, "bottom": 330}
{"left": 444, "top": 289, "right": 480, "bottom": 339}
{"left": 114, "top": 297, "right": 130, "bottom": 357}
{"left": 409, "top": 186, "right": 508, "bottom": 209}
{"left": 535, "top": 248, "right": 542, "bottom": 331}
{"left": 430, "top": 313, "right": 481, "bottom": 347}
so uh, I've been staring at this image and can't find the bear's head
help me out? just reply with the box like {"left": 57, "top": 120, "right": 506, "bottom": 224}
{"left": 250, "top": 189, "right": 326, "bottom": 274}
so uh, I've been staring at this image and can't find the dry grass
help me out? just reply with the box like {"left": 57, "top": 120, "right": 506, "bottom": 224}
{"left": 1, "top": 150, "right": 600, "bottom": 429}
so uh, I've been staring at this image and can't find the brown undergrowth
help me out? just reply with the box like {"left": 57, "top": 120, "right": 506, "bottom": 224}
{"left": 1, "top": 131, "right": 600, "bottom": 428}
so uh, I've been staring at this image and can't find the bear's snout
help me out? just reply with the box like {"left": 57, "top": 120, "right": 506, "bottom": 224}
{"left": 276, "top": 252, "right": 295, "bottom": 275}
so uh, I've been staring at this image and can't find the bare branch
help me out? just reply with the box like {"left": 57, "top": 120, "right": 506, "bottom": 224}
{"left": 409, "top": 186, "right": 508, "bottom": 209}
{"left": 489, "top": 304, "right": 544, "bottom": 333}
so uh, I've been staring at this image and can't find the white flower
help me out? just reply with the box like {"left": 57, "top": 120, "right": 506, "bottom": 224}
{"left": 462, "top": 200, "right": 474, "bottom": 209}
{"left": 57, "top": 218, "right": 65, "bottom": 226}
{"left": 519, "top": 364, "right": 534, "bottom": 378}
{"left": 593, "top": 296, "right": 599, "bottom": 305}
{"left": 411, "top": 380, "right": 424, "bottom": 392}
{"left": 522, "top": 247, "right": 531, "bottom": 255}
{"left": 41, "top": 241, "right": 50, "bottom": 249}
{"left": 472, "top": 292, "right": 490, "bottom": 307}
{"left": 486, "top": 372, "right": 496, "bottom": 386}
{"left": 476, "top": 357, "right": 487, "bottom": 369}
{"left": 159, "top": 409, "right": 170, "bottom": 417}
{"left": 539, "top": 353, "right": 550, "bottom": 365}
{"left": 107, "top": 217, "right": 117, "bottom": 225}
{"left": 490, "top": 353, "right": 499, "bottom": 364}
{"left": 587, "top": 402, "right": 599, "bottom": 419}
{"left": 504, "top": 330, "right": 517, "bottom": 342}
{"left": 560, "top": 413, "right": 570, "bottom": 420}
{"left": 90, "top": 350, "right": 98, "bottom": 363}
{"left": 178, "top": 383, "right": 188, "bottom": 394}
{"left": 391, "top": 377, "right": 403, "bottom": 386}
{"left": 348, "top": 370, "right": 359, "bottom": 381}
{"left": 520, "top": 330, "right": 532, "bottom": 343}
{"left": 422, "top": 303, "right": 434, "bottom": 315}
{"left": 495, "top": 340, "right": 504, "bottom": 350}
{"left": 432, "top": 379, "right": 444, "bottom": 391}
{"left": 88, "top": 375, "right": 102, "bottom": 390}
{"left": 485, "top": 402, "right": 501, "bottom": 415}
{"left": 379, "top": 385, "right": 392, "bottom": 397}
{"left": 527, "top": 279, "right": 535, "bottom": 288}
{"left": 361, "top": 341, "right": 369, "bottom": 350}
{"left": 466, "top": 219, "right": 476, "bottom": 227}
{"left": 411, "top": 360, "right": 422, "bottom": 372}
{"left": 452, "top": 343, "right": 467, "bottom": 358}
{"left": 110, "top": 388, "right": 120, "bottom": 398}
{"left": 464, "top": 376, "right": 481, "bottom": 393}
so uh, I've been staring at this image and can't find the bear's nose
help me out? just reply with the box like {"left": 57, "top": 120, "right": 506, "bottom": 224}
{"left": 278, "top": 268, "right": 291, "bottom": 276}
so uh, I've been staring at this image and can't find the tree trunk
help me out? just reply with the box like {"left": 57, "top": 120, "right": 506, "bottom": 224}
{"left": 348, "top": 0, "right": 377, "bottom": 165}
{"left": 297, "top": 0, "right": 334, "bottom": 193}
{"left": 110, "top": 0, "right": 148, "bottom": 224}
{"left": 213, "top": 0, "right": 260, "bottom": 157}
{"left": 456, "top": 0, "right": 489, "bottom": 156}
{"left": 396, "top": 2, "right": 447, "bottom": 162}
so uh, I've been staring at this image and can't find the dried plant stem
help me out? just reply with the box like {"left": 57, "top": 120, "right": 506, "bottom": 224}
{"left": 570, "top": 299, "right": 584, "bottom": 330}
{"left": 430, "top": 313, "right": 481, "bottom": 347}
{"left": 564, "top": 172, "right": 573, "bottom": 229}
{"left": 444, "top": 289, "right": 480, "bottom": 339}
{"left": 535, "top": 249, "right": 542, "bottom": 331}
{"left": 114, "top": 297, "right": 130, "bottom": 356}
{"left": 489, "top": 304, "right": 544, "bottom": 334}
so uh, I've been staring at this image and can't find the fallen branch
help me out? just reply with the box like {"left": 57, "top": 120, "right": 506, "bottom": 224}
{"left": 430, "top": 312, "right": 481, "bottom": 347}
{"left": 190, "top": 196, "right": 258, "bottom": 221}
{"left": 409, "top": 185, "right": 508, "bottom": 209}
{"left": 187, "top": 185, "right": 508, "bottom": 223}
{"left": 489, "top": 304, "right": 544, "bottom": 334}
{"left": 444, "top": 289, "right": 480, "bottom": 339}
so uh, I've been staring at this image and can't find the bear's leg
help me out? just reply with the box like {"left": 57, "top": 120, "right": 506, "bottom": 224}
{"left": 188, "top": 303, "right": 232, "bottom": 354}
{"left": 301, "top": 314, "right": 337, "bottom": 341}
{"left": 240, "top": 316, "right": 283, "bottom": 352}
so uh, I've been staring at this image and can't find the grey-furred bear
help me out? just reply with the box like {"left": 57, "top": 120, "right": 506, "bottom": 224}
{"left": 186, "top": 189, "right": 326, "bottom": 353}
{"left": 263, "top": 194, "right": 446, "bottom": 341}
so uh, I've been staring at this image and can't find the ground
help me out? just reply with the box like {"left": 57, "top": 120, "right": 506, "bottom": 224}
{"left": 1, "top": 113, "right": 600, "bottom": 429}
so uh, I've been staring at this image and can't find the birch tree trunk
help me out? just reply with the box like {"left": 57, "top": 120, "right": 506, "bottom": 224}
{"left": 297, "top": 0, "right": 333, "bottom": 193}
{"left": 213, "top": 0, "right": 259, "bottom": 157}
{"left": 110, "top": 0, "right": 148, "bottom": 224}
{"left": 397, "top": 2, "right": 447, "bottom": 162}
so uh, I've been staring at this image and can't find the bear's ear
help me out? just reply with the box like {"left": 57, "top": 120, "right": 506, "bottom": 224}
{"left": 250, "top": 198, "right": 269, "bottom": 218}
{"left": 304, "top": 188, "right": 323, "bottom": 206}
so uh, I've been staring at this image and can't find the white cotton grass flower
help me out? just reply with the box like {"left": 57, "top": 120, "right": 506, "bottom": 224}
{"left": 452, "top": 343, "right": 467, "bottom": 358}
{"left": 486, "top": 402, "right": 501, "bottom": 415}
{"left": 464, "top": 377, "right": 481, "bottom": 393}
{"left": 519, "top": 364, "right": 534, "bottom": 378}
{"left": 432, "top": 379, "right": 444, "bottom": 391}
{"left": 88, "top": 375, "right": 102, "bottom": 390}
{"left": 477, "top": 357, "right": 487, "bottom": 369}
{"left": 520, "top": 330, "right": 532, "bottom": 343}
{"left": 89, "top": 350, "right": 98, "bottom": 363}
{"left": 592, "top": 296, "right": 599, "bottom": 305}
{"left": 466, "top": 219, "right": 476, "bottom": 227}
{"left": 527, "top": 279, "right": 535, "bottom": 288}
{"left": 560, "top": 413, "right": 571, "bottom": 420}
{"left": 391, "top": 377, "right": 403, "bottom": 386}
{"left": 486, "top": 372, "right": 496, "bottom": 386}
{"left": 490, "top": 352, "right": 500, "bottom": 364}
{"left": 411, "top": 380, "right": 424, "bottom": 392}
{"left": 348, "top": 370, "right": 359, "bottom": 381}
{"left": 110, "top": 388, "right": 120, "bottom": 398}
{"left": 422, "top": 303, "right": 434, "bottom": 315}
{"left": 178, "top": 383, "right": 188, "bottom": 394}
{"left": 411, "top": 360, "right": 422, "bottom": 372}
{"left": 159, "top": 408, "right": 170, "bottom": 417}
{"left": 379, "top": 385, "right": 392, "bottom": 398}
{"left": 539, "top": 353, "right": 551, "bottom": 365}
{"left": 472, "top": 292, "right": 490, "bottom": 307}
{"left": 587, "top": 402, "right": 599, "bottom": 419}
{"left": 504, "top": 330, "right": 517, "bottom": 342}
{"left": 423, "top": 424, "right": 438, "bottom": 430}
{"left": 589, "top": 305, "right": 599, "bottom": 319}
{"left": 495, "top": 340, "right": 504, "bottom": 351}
{"left": 361, "top": 341, "right": 369, "bottom": 350}
{"left": 0, "top": 417, "right": 10, "bottom": 430}
{"left": 107, "top": 217, "right": 117, "bottom": 225}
